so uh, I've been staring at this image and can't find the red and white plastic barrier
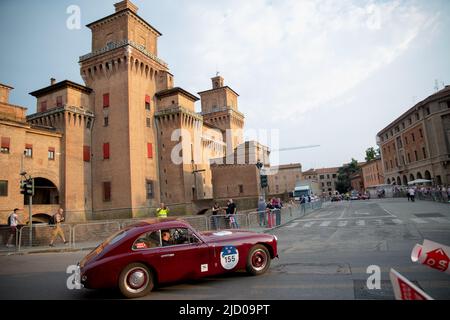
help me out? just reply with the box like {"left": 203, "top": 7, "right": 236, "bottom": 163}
{"left": 411, "top": 239, "right": 450, "bottom": 274}
{"left": 389, "top": 268, "right": 433, "bottom": 300}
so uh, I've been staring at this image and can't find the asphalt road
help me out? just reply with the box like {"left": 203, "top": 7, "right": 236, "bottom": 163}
{"left": 1, "top": 198, "right": 450, "bottom": 300}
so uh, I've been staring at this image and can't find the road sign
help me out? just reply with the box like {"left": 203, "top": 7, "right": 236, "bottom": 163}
{"left": 389, "top": 268, "right": 433, "bottom": 300}
{"left": 411, "top": 239, "right": 450, "bottom": 274}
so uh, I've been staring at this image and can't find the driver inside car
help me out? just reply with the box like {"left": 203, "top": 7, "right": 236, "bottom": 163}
{"left": 161, "top": 230, "right": 172, "bottom": 246}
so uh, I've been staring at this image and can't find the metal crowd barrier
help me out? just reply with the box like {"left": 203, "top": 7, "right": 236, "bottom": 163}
{"left": 72, "top": 221, "right": 121, "bottom": 249}
{"left": 6, "top": 200, "right": 326, "bottom": 252}
{"left": 18, "top": 224, "right": 73, "bottom": 250}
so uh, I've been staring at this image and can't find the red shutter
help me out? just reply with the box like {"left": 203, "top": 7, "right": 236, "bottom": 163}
{"left": 1, "top": 137, "right": 10, "bottom": 148}
{"left": 103, "top": 93, "right": 110, "bottom": 108}
{"left": 103, "top": 143, "right": 110, "bottom": 159}
{"left": 83, "top": 146, "right": 90, "bottom": 162}
{"left": 145, "top": 95, "right": 151, "bottom": 103}
{"left": 147, "top": 143, "right": 153, "bottom": 159}
{"left": 56, "top": 96, "right": 62, "bottom": 107}
{"left": 25, "top": 144, "right": 33, "bottom": 149}
{"left": 41, "top": 101, "right": 47, "bottom": 112}
{"left": 48, "top": 147, "right": 55, "bottom": 152}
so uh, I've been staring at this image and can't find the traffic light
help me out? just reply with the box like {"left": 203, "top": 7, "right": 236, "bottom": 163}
{"left": 20, "top": 178, "right": 34, "bottom": 196}
{"left": 20, "top": 180, "right": 26, "bottom": 195}
{"left": 260, "top": 174, "right": 268, "bottom": 188}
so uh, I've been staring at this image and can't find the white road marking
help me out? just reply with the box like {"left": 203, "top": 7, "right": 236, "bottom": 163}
{"left": 287, "top": 222, "right": 299, "bottom": 228}
{"left": 382, "top": 208, "right": 397, "bottom": 217}
{"left": 391, "top": 219, "right": 403, "bottom": 224}
{"left": 374, "top": 219, "right": 384, "bottom": 226}
{"left": 303, "top": 221, "right": 316, "bottom": 228}
{"left": 292, "top": 215, "right": 394, "bottom": 223}
{"left": 354, "top": 212, "right": 370, "bottom": 215}
{"left": 411, "top": 218, "right": 428, "bottom": 224}
{"left": 320, "top": 220, "right": 332, "bottom": 227}
{"left": 356, "top": 220, "right": 365, "bottom": 226}
{"left": 430, "top": 217, "right": 450, "bottom": 224}
{"left": 337, "top": 221, "right": 348, "bottom": 227}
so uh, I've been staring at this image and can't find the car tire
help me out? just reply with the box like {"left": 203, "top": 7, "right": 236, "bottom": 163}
{"left": 246, "top": 244, "right": 271, "bottom": 276}
{"left": 118, "top": 263, "right": 153, "bottom": 298}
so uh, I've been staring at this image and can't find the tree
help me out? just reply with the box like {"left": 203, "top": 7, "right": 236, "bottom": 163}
{"left": 365, "top": 147, "right": 381, "bottom": 161}
{"left": 335, "top": 158, "right": 360, "bottom": 194}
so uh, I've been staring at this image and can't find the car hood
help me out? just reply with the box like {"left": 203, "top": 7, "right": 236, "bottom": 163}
{"left": 200, "top": 229, "right": 273, "bottom": 244}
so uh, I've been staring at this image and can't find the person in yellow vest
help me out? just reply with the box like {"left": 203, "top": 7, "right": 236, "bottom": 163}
{"left": 156, "top": 203, "right": 169, "bottom": 218}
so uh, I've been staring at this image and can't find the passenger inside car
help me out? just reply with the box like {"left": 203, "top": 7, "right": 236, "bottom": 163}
{"left": 133, "top": 230, "right": 160, "bottom": 250}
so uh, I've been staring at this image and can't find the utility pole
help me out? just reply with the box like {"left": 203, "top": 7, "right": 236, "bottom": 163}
{"left": 20, "top": 168, "right": 34, "bottom": 247}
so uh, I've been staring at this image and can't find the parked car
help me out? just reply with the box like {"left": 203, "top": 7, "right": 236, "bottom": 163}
{"left": 360, "top": 193, "right": 370, "bottom": 200}
{"left": 78, "top": 218, "right": 278, "bottom": 298}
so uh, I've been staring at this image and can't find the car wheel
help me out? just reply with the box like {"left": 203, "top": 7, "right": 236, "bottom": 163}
{"left": 118, "top": 263, "right": 153, "bottom": 298}
{"left": 246, "top": 244, "right": 270, "bottom": 276}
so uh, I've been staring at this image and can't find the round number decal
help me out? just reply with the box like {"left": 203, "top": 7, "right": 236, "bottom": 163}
{"left": 220, "top": 246, "right": 239, "bottom": 270}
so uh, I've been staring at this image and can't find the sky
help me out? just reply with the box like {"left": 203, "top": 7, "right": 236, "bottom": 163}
{"left": 1, "top": 0, "right": 449, "bottom": 170}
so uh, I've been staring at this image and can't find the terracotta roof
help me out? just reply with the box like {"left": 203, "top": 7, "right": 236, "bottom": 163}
{"left": 86, "top": 8, "right": 162, "bottom": 36}
{"left": 197, "top": 86, "right": 239, "bottom": 97}
{"left": 155, "top": 87, "right": 199, "bottom": 101}
{"left": 29, "top": 80, "right": 92, "bottom": 97}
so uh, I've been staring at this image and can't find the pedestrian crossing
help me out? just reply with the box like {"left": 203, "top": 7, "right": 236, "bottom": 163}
{"left": 286, "top": 217, "right": 450, "bottom": 229}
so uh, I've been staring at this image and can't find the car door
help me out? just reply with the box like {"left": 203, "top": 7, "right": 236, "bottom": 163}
{"left": 158, "top": 228, "right": 210, "bottom": 283}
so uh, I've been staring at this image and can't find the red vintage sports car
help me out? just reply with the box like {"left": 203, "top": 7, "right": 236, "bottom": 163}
{"left": 78, "top": 218, "right": 278, "bottom": 298}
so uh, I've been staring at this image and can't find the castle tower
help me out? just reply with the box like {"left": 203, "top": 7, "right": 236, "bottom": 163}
{"left": 198, "top": 76, "right": 245, "bottom": 152}
{"left": 79, "top": 0, "right": 168, "bottom": 218}
{"left": 28, "top": 79, "right": 94, "bottom": 221}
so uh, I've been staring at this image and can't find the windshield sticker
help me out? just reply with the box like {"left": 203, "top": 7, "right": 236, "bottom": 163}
{"left": 220, "top": 245, "right": 239, "bottom": 270}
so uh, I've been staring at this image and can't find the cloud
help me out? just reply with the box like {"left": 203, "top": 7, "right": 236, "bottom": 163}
{"left": 169, "top": 0, "right": 436, "bottom": 123}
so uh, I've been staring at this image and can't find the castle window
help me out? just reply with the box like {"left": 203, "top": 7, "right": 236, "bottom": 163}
{"left": 103, "top": 93, "right": 110, "bottom": 108}
{"left": 419, "top": 129, "right": 423, "bottom": 138}
{"left": 103, "top": 143, "right": 110, "bottom": 159}
{"left": 56, "top": 96, "right": 63, "bottom": 107}
{"left": 83, "top": 146, "right": 90, "bottom": 162}
{"left": 239, "top": 185, "right": 244, "bottom": 194}
{"left": 25, "top": 144, "right": 33, "bottom": 158}
{"left": 41, "top": 101, "right": 47, "bottom": 112}
{"left": 145, "top": 95, "right": 151, "bottom": 110}
{"left": 414, "top": 150, "right": 418, "bottom": 161}
{"left": 103, "top": 182, "right": 111, "bottom": 202}
{"left": 0, "top": 180, "right": 7, "bottom": 196}
{"left": 422, "top": 147, "right": 427, "bottom": 159}
{"left": 104, "top": 117, "right": 109, "bottom": 127}
{"left": 146, "top": 180, "right": 154, "bottom": 199}
{"left": 1, "top": 137, "right": 10, "bottom": 154}
{"left": 48, "top": 147, "right": 55, "bottom": 160}
{"left": 412, "top": 133, "right": 415, "bottom": 142}
{"left": 146, "top": 118, "right": 151, "bottom": 127}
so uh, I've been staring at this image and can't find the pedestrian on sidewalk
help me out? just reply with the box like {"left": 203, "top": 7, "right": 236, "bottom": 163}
{"left": 226, "top": 199, "right": 239, "bottom": 229}
{"left": 300, "top": 196, "right": 306, "bottom": 214}
{"left": 257, "top": 197, "right": 266, "bottom": 227}
{"left": 49, "top": 208, "right": 68, "bottom": 247}
{"left": 156, "top": 203, "right": 169, "bottom": 218}
{"left": 408, "top": 187, "right": 416, "bottom": 202}
{"left": 211, "top": 202, "right": 222, "bottom": 230}
{"left": 6, "top": 208, "right": 22, "bottom": 248}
